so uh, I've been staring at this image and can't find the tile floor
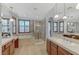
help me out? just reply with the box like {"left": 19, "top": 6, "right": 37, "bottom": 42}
{"left": 14, "top": 38, "right": 47, "bottom": 55}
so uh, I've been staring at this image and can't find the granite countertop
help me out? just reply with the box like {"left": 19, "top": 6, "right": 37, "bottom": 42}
{"left": 2, "top": 36, "right": 18, "bottom": 46}
{"left": 48, "top": 36, "right": 79, "bottom": 55}
{"left": 63, "top": 33, "right": 79, "bottom": 36}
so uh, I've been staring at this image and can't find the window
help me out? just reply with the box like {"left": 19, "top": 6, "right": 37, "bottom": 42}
{"left": 2, "top": 18, "right": 16, "bottom": 33}
{"left": 59, "top": 21, "right": 64, "bottom": 32}
{"left": 53, "top": 22, "right": 58, "bottom": 32}
{"left": 2, "top": 19, "right": 9, "bottom": 33}
{"left": 19, "top": 20, "right": 30, "bottom": 32}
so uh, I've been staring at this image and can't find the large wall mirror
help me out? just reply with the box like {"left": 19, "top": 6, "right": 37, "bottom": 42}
{"left": 67, "top": 22, "right": 76, "bottom": 33}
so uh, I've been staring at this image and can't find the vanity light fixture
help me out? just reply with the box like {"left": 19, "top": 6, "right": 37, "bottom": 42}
{"left": 54, "top": 15, "right": 59, "bottom": 18}
{"left": 10, "top": 18, "right": 14, "bottom": 22}
{"left": 63, "top": 3, "right": 67, "bottom": 19}
{"left": 76, "top": 3, "right": 79, "bottom": 9}
{"left": 63, "top": 16, "right": 67, "bottom": 19}
{"left": 54, "top": 4, "right": 59, "bottom": 18}
{"left": 9, "top": 7, "right": 14, "bottom": 22}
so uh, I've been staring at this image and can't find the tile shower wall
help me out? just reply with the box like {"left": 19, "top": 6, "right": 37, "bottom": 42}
{"left": 33, "top": 20, "right": 47, "bottom": 40}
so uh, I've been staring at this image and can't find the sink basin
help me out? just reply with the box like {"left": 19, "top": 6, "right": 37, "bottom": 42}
{"left": 63, "top": 34, "right": 72, "bottom": 38}
{"left": 72, "top": 36, "right": 79, "bottom": 40}
{"left": 63, "top": 34, "right": 79, "bottom": 40}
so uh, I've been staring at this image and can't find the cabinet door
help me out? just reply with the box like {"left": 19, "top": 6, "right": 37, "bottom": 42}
{"left": 47, "top": 40, "right": 51, "bottom": 55}
{"left": 2, "top": 47, "right": 10, "bottom": 55}
{"left": 50, "top": 42, "right": 57, "bottom": 55}
{"left": 10, "top": 41, "right": 14, "bottom": 55}
{"left": 58, "top": 47, "right": 72, "bottom": 55}
{"left": 14, "top": 39, "right": 19, "bottom": 48}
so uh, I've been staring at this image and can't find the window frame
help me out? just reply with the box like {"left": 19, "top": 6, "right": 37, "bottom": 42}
{"left": 59, "top": 21, "right": 64, "bottom": 33}
{"left": 53, "top": 22, "right": 58, "bottom": 32}
{"left": 18, "top": 20, "right": 30, "bottom": 33}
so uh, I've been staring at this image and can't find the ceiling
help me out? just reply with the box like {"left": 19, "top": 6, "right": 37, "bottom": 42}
{"left": 2, "top": 3, "right": 55, "bottom": 20}
{"left": 1, "top": 3, "right": 79, "bottom": 20}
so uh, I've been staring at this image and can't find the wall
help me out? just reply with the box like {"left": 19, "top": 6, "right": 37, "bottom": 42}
{"left": 40, "top": 19, "right": 46, "bottom": 40}
{"left": 0, "top": 3, "right": 2, "bottom": 44}
{"left": 45, "top": 3, "right": 79, "bottom": 39}
{"left": 76, "top": 22, "right": 79, "bottom": 33}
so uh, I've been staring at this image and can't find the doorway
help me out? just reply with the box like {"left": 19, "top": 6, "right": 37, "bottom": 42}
{"left": 48, "top": 21, "right": 51, "bottom": 38}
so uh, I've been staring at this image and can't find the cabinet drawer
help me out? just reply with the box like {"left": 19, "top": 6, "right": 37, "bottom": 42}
{"left": 58, "top": 47, "right": 72, "bottom": 55}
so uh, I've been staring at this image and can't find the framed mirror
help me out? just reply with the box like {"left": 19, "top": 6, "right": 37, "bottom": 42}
{"left": 67, "top": 22, "right": 76, "bottom": 33}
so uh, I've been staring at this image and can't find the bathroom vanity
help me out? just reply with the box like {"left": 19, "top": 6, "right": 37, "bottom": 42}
{"left": 2, "top": 36, "right": 19, "bottom": 55}
{"left": 47, "top": 34, "right": 79, "bottom": 55}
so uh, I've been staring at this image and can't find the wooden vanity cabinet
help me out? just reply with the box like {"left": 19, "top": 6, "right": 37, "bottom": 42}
{"left": 47, "top": 39, "right": 72, "bottom": 55}
{"left": 47, "top": 39, "right": 51, "bottom": 55}
{"left": 2, "top": 40, "right": 15, "bottom": 55}
{"left": 58, "top": 46, "right": 72, "bottom": 55}
{"left": 50, "top": 42, "right": 57, "bottom": 55}
{"left": 2, "top": 46, "right": 10, "bottom": 55}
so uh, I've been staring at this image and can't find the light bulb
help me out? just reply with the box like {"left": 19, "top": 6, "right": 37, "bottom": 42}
{"left": 10, "top": 18, "right": 14, "bottom": 22}
{"left": 76, "top": 3, "right": 79, "bottom": 9}
{"left": 54, "top": 15, "right": 59, "bottom": 18}
{"left": 63, "top": 16, "right": 67, "bottom": 19}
